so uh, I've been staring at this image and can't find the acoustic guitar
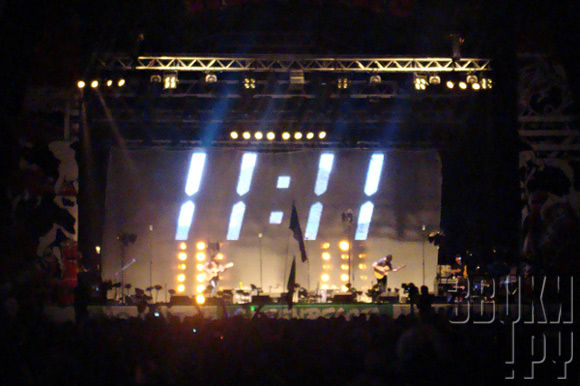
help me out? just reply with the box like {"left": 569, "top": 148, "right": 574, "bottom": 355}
{"left": 373, "top": 264, "right": 406, "bottom": 280}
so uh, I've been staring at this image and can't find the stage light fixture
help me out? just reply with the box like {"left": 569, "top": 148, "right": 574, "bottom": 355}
{"left": 339, "top": 240, "right": 349, "bottom": 252}
{"left": 178, "top": 252, "right": 187, "bottom": 261}
{"left": 164, "top": 73, "right": 178, "bottom": 89}
{"left": 215, "top": 253, "right": 224, "bottom": 261}
{"left": 341, "top": 254, "right": 349, "bottom": 260}
{"left": 472, "top": 82, "right": 481, "bottom": 90}
{"left": 322, "top": 242, "right": 330, "bottom": 249}
{"left": 230, "top": 131, "right": 239, "bottom": 139}
{"left": 196, "top": 284, "right": 206, "bottom": 293}
{"left": 294, "top": 132, "right": 303, "bottom": 140}
{"left": 360, "top": 275, "right": 367, "bottom": 281}
{"left": 446, "top": 81, "right": 455, "bottom": 89}
{"left": 358, "top": 263, "right": 367, "bottom": 270}
{"left": 369, "top": 74, "right": 381, "bottom": 85}
{"left": 266, "top": 131, "right": 275, "bottom": 141}
{"left": 196, "top": 273, "right": 207, "bottom": 282}
{"left": 196, "top": 241, "right": 207, "bottom": 250}
{"left": 196, "top": 252, "right": 206, "bottom": 262}
{"left": 413, "top": 74, "right": 428, "bottom": 90}
{"left": 177, "top": 284, "right": 185, "bottom": 293}
{"left": 321, "top": 284, "right": 329, "bottom": 290}
{"left": 178, "top": 264, "right": 187, "bottom": 270}
{"left": 459, "top": 81, "right": 467, "bottom": 90}
{"left": 118, "top": 78, "right": 126, "bottom": 87}
{"left": 340, "top": 273, "right": 349, "bottom": 282}
{"left": 196, "top": 294, "right": 206, "bottom": 305}
{"left": 254, "top": 131, "right": 263, "bottom": 140}
{"left": 340, "top": 264, "right": 349, "bottom": 271}
{"left": 428, "top": 75, "right": 441, "bottom": 85}
{"left": 318, "top": 131, "right": 327, "bottom": 139}
{"left": 321, "top": 273, "right": 330, "bottom": 282}
{"left": 322, "top": 264, "right": 332, "bottom": 270}
{"left": 242, "top": 131, "right": 251, "bottom": 140}
{"left": 322, "top": 252, "right": 331, "bottom": 261}
{"left": 95, "top": 245, "right": 101, "bottom": 254}
{"left": 179, "top": 242, "right": 187, "bottom": 250}
{"left": 243, "top": 76, "right": 256, "bottom": 89}
{"left": 466, "top": 74, "right": 478, "bottom": 84}
{"left": 90, "top": 80, "right": 99, "bottom": 88}
{"left": 337, "top": 77, "right": 350, "bottom": 89}
{"left": 205, "top": 73, "right": 217, "bottom": 83}
{"left": 77, "top": 80, "right": 86, "bottom": 89}
{"left": 289, "top": 70, "right": 305, "bottom": 90}
{"left": 150, "top": 74, "right": 162, "bottom": 83}
{"left": 106, "top": 79, "right": 113, "bottom": 87}
{"left": 177, "top": 274, "right": 186, "bottom": 282}
{"left": 306, "top": 132, "right": 314, "bottom": 140}
{"left": 282, "top": 132, "right": 291, "bottom": 140}
{"left": 196, "top": 263, "right": 205, "bottom": 271}
{"left": 481, "top": 78, "right": 493, "bottom": 89}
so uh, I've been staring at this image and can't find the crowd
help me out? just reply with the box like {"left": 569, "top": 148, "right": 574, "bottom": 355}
{"left": 4, "top": 299, "right": 572, "bottom": 385}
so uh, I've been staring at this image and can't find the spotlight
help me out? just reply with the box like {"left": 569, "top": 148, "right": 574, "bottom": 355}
{"left": 340, "top": 273, "right": 349, "bottom": 282}
{"left": 178, "top": 252, "right": 187, "bottom": 261}
{"left": 282, "top": 132, "right": 291, "bottom": 140}
{"left": 340, "top": 264, "right": 349, "bottom": 271}
{"left": 178, "top": 264, "right": 187, "bottom": 270}
{"left": 77, "top": 80, "right": 86, "bottom": 89}
{"left": 472, "top": 82, "right": 481, "bottom": 90}
{"left": 196, "top": 294, "right": 206, "bottom": 305}
{"left": 459, "top": 81, "right": 467, "bottom": 90}
{"left": 266, "top": 132, "right": 275, "bottom": 141}
{"left": 466, "top": 74, "right": 478, "bottom": 84}
{"left": 205, "top": 73, "right": 217, "bottom": 83}
{"left": 196, "top": 273, "right": 207, "bottom": 282}
{"left": 242, "top": 131, "right": 251, "bottom": 140}
{"left": 196, "top": 264, "right": 205, "bottom": 271}
{"left": 339, "top": 240, "right": 349, "bottom": 252}
{"left": 196, "top": 284, "right": 206, "bottom": 293}
{"left": 230, "top": 131, "right": 239, "bottom": 139}
{"left": 318, "top": 131, "right": 327, "bottom": 139}
{"left": 117, "top": 78, "right": 126, "bottom": 87}
{"left": 322, "top": 252, "right": 331, "bottom": 261}
{"left": 177, "top": 284, "right": 185, "bottom": 293}
{"left": 413, "top": 74, "right": 428, "bottom": 90}
{"left": 337, "top": 77, "right": 350, "bottom": 89}
{"left": 294, "top": 132, "right": 303, "bottom": 140}
{"left": 164, "top": 73, "right": 178, "bottom": 89}
{"left": 106, "top": 79, "right": 113, "bottom": 87}
{"left": 254, "top": 131, "right": 263, "bottom": 140}
{"left": 177, "top": 274, "right": 186, "bottom": 282}
{"left": 321, "top": 273, "right": 330, "bottom": 282}
{"left": 306, "top": 132, "right": 314, "bottom": 140}
{"left": 195, "top": 252, "right": 206, "bottom": 262}
{"left": 428, "top": 75, "right": 441, "bottom": 85}
{"left": 215, "top": 253, "right": 224, "bottom": 261}
{"left": 179, "top": 242, "right": 187, "bottom": 250}
{"left": 481, "top": 78, "right": 493, "bottom": 89}
{"left": 321, "top": 242, "right": 330, "bottom": 249}
{"left": 196, "top": 241, "right": 207, "bottom": 250}
{"left": 446, "top": 81, "right": 455, "bottom": 89}
{"left": 243, "top": 77, "right": 256, "bottom": 89}
{"left": 369, "top": 74, "right": 381, "bottom": 85}
{"left": 90, "top": 80, "right": 99, "bottom": 88}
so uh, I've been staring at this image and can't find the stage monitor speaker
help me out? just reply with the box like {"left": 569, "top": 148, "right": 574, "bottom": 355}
{"left": 251, "top": 295, "right": 272, "bottom": 304}
{"left": 332, "top": 294, "right": 356, "bottom": 303}
{"left": 170, "top": 295, "right": 193, "bottom": 305}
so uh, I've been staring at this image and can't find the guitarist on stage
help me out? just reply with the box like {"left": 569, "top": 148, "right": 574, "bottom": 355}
{"left": 203, "top": 254, "right": 234, "bottom": 296}
{"left": 372, "top": 254, "right": 402, "bottom": 294}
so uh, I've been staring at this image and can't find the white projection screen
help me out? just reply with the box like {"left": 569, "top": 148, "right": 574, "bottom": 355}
{"left": 102, "top": 147, "right": 441, "bottom": 296}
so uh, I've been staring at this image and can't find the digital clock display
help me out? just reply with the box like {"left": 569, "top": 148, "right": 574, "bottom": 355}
{"left": 102, "top": 148, "right": 441, "bottom": 292}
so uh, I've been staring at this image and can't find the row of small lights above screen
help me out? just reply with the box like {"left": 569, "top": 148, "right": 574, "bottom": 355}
{"left": 230, "top": 131, "right": 327, "bottom": 141}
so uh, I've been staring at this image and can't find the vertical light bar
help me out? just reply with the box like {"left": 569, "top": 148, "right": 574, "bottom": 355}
{"left": 175, "top": 201, "right": 195, "bottom": 240}
{"left": 175, "top": 152, "right": 206, "bottom": 240}
{"left": 185, "top": 153, "right": 207, "bottom": 196}
{"left": 236, "top": 152, "right": 257, "bottom": 196}
{"left": 226, "top": 201, "right": 246, "bottom": 240}
{"left": 354, "top": 201, "right": 374, "bottom": 240}
{"left": 227, "top": 152, "right": 258, "bottom": 240}
{"left": 314, "top": 153, "right": 334, "bottom": 196}
{"left": 363, "top": 154, "right": 384, "bottom": 196}
{"left": 304, "top": 202, "right": 323, "bottom": 240}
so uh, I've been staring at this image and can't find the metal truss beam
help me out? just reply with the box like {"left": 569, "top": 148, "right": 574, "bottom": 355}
{"left": 99, "top": 55, "right": 491, "bottom": 73}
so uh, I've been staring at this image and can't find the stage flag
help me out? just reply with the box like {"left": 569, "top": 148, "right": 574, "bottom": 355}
{"left": 289, "top": 202, "right": 308, "bottom": 262}
{"left": 286, "top": 256, "right": 296, "bottom": 310}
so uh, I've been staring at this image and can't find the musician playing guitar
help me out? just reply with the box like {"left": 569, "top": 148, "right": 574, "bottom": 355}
{"left": 372, "top": 254, "right": 406, "bottom": 294}
{"left": 203, "top": 255, "right": 234, "bottom": 296}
